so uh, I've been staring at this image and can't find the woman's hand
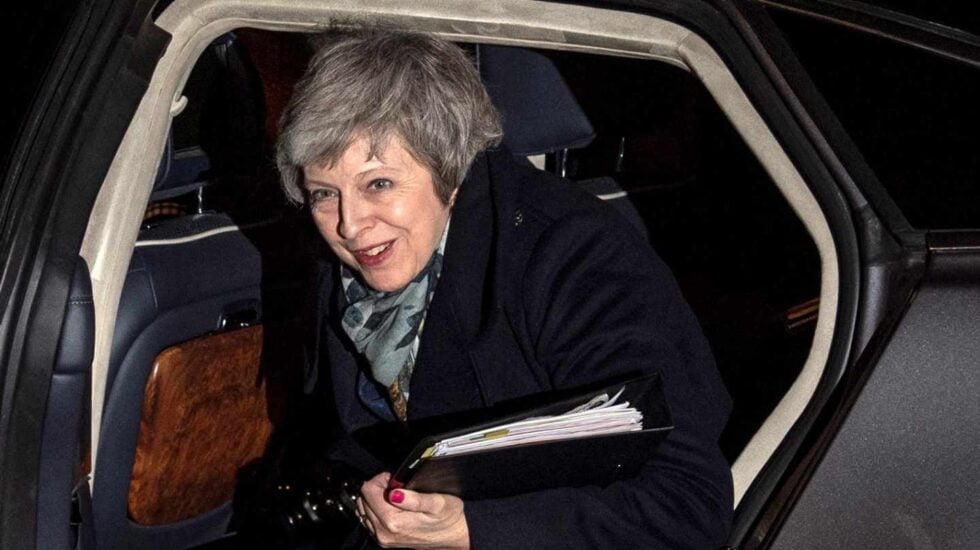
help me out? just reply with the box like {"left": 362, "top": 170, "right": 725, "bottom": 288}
{"left": 357, "top": 472, "right": 470, "bottom": 549}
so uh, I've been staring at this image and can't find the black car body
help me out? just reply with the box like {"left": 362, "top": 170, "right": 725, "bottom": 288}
{"left": 2, "top": 0, "right": 979, "bottom": 548}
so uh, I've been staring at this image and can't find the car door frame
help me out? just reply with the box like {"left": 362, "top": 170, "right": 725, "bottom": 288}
{"left": 0, "top": 0, "right": 170, "bottom": 547}
{"left": 724, "top": 0, "right": 980, "bottom": 546}
{"left": 0, "top": 0, "right": 933, "bottom": 547}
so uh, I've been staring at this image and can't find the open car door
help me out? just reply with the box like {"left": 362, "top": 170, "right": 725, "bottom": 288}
{"left": 0, "top": 1, "right": 169, "bottom": 548}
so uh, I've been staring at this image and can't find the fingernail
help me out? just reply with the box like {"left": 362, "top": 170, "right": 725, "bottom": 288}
{"left": 389, "top": 490, "right": 404, "bottom": 504}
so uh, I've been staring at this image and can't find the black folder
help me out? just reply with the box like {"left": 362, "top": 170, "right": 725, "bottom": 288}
{"left": 388, "top": 373, "right": 673, "bottom": 500}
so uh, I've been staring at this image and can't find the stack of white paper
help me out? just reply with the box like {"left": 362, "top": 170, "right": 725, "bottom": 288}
{"left": 424, "top": 387, "right": 643, "bottom": 459}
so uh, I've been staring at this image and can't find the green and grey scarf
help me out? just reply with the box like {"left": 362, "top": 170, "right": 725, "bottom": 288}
{"left": 339, "top": 222, "right": 449, "bottom": 416}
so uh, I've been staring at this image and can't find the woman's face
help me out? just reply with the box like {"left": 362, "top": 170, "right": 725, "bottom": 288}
{"left": 303, "top": 135, "right": 453, "bottom": 293}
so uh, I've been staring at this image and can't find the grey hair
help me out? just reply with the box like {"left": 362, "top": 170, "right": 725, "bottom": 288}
{"left": 277, "top": 27, "right": 503, "bottom": 205}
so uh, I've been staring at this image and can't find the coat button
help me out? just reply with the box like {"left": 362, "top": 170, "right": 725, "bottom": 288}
{"left": 514, "top": 209, "right": 524, "bottom": 227}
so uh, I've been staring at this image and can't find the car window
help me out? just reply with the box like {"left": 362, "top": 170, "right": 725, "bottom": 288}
{"left": 766, "top": 8, "right": 980, "bottom": 229}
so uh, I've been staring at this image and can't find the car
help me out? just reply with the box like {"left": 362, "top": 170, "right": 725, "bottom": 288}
{"left": 3, "top": 0, "right": 979, "bottom": 548}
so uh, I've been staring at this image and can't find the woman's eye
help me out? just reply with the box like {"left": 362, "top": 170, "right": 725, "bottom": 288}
{"left": 308, "top": 188, "right": 338, "bottom": 205}
{"left": 368, "top": 178, "right": 393, "bottom": 191}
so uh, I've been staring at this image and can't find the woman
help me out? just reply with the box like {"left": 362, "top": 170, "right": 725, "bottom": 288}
{"left": 277, "top": 28, "right": 733, "bottom": 549}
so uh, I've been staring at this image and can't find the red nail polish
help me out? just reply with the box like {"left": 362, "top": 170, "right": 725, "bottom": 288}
{"left": 389, "top": 490, "right": 405, "bottom": 504}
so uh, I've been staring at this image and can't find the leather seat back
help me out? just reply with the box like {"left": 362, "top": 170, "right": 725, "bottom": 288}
{"left": 478, "top": 45, "right": 647, "bottom": 239}
{"left": 91, "top": 32, "right": 309, "bottom": 550}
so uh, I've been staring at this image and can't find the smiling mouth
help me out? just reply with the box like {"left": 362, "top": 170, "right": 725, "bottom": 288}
{"left": 363, "top": 243, "right": 389, "bottom": 256}
{"left": 351, "top": 240, "right": 394, "bottom": 266}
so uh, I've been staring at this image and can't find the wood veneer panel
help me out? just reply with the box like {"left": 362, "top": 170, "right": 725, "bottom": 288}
{"left": 128, "top": 325, "right": 272, "bottom": 525}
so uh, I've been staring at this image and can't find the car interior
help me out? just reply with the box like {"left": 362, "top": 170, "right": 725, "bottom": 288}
{"left": 43, "top": 1, "right": 840, "bottom": 548}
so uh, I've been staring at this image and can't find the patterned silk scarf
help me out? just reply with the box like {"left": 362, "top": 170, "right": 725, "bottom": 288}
{"left": 339, "top": 222, "right": 449, "bottom": 419}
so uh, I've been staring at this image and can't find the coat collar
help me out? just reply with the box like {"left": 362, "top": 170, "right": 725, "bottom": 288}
{"left": 438, "top": 151, "right": 496, "bottom": 341}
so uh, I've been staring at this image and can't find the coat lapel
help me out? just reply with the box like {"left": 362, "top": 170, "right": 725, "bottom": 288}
{"left": 407, "top": 153, "right": 496, "bottom": 419}
{"left": 410, "top": 149, "right": 551, "bottom": 417}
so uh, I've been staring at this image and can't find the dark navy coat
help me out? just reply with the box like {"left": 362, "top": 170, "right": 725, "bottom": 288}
{"left": 311, "top": 148, "right": 733, "bottom": 549}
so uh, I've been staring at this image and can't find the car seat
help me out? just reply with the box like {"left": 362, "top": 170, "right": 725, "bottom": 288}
{"left": 477, "top": 44, "right": 649, "bottom": 239}
{"left": 90, "top": 33, "right": 311, "bottom": 550}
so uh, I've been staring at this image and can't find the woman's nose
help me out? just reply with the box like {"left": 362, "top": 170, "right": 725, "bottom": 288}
{"left": 337, "top": 195, "right": 372, "bottom": 239}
